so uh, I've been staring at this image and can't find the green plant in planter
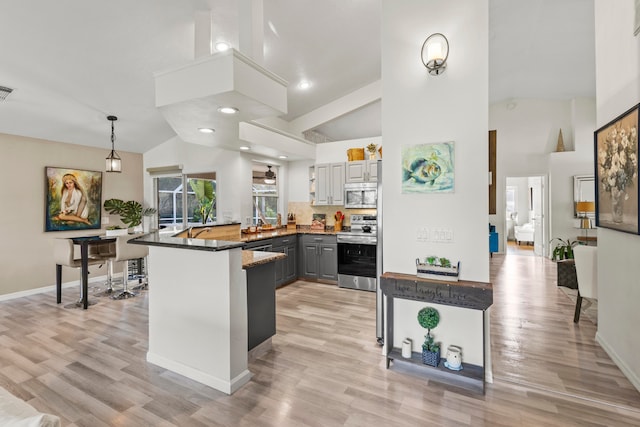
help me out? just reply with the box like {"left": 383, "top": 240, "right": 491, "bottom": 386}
{"left": 426, "top": 256, "right": 438, "bottom": 266}
{"left": 550, "top": 237, "right": 578, "bottom": 261}
{"left": 103, "top": 199, "right": 143, "bottom": 228}
{"left": 417, "top": 307, "right": 440, "bottom": 353}
{"left": 439, "top": 257, "right": 451, "bottom": 268}
{"left": 189, "top": 179, "right": 215, "bottom": 224}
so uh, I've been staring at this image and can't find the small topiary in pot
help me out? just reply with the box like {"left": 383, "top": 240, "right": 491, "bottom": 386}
{"left": 418, "top": 306, "right": 441, "bottom": 367}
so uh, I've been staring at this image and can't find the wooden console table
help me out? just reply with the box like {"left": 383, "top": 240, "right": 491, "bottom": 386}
{"left": 380, "top": 272, "right": 493, "bottom": 394}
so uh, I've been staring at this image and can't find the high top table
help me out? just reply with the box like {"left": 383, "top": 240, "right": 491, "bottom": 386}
{"left": 56, "top": 236, "right": 116, "bottom": 309}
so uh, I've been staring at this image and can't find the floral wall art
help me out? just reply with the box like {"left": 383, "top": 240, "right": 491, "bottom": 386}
{"left": 401, "top": 142, "right": 455, "bottom": 194}
{"left": 595, "top": 104, "right": 640, "bottom": 234}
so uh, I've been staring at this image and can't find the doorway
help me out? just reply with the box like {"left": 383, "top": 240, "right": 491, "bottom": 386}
{"left": 505, "top": 176, "right": 547, "bottom": 257}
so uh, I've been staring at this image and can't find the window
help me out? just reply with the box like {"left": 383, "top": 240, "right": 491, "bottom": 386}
{"left": 252, "top": 165, "right": 278, "bottom": 225}
{"left": 155, "top": 172, "right": 216, "bottom": 227}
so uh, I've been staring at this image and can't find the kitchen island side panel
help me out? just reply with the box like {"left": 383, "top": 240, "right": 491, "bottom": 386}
{"left": 146, "top": 245, "right": 249, "bottom": 394}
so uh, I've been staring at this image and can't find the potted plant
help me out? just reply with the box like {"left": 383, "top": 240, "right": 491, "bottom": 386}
{"left": 416, "top": 256, "right": 460, "bottom": 282}
{"left": 104, "top": 199, "right": 143, "bottom": 231}
{"left": 142, "top": 207, "right": 157, "bottom": 233}
{"left": 418, "top": 306, "right": 441, "bottom": 367}
{"left": 550, "top": 237, "right": 578, "bottom": 261}
{"left": 189, "top": 179, "right": 215, "bottom": 224}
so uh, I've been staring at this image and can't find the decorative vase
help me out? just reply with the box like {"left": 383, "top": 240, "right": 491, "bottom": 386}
{"left": 143, "top": 216, "right": 153, "bottom": 233}
{"left": 421, "top": 348, "right": 441, "bottom": 367}
{"left": 556, "top": 129, "right": 565, "bottom": 152}
{"left": 612, "top": 190, "right": 625, "bottom": 223}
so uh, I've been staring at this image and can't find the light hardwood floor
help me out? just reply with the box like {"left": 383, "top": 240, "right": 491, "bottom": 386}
{"left": 0, "top": 254, "right": 639, "bottom": 426}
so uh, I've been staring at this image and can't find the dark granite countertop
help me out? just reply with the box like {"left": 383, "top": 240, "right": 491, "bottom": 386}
{"left": 129, "top": 232, "right": 244, "bottom": 252}
{"left": 242, "top": 250, "right": 286, "bottom": 268}
{"left": 238, "top": 228, "right": 337, "bottom": 243}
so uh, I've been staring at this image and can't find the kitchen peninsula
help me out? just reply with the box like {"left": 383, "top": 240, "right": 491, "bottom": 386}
{"left": 130, "top": 231, "right": 284, "bottom": 395}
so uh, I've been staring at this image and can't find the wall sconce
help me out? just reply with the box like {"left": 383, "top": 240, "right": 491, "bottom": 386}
{"left": 105, "top": 115, "right": 122, "bottom": 173}
{"left": 421, "top": 33, "right": 449, "bottom": 76}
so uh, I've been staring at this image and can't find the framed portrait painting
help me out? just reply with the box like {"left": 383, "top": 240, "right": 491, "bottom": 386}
{"left": 401, "top": 142, "right": 455, "bottom": 194}
{"left": 594, "top": 103, "right": 640, "bottom": 234}
{"left": 45, "top": 166, "right": 103, "bottom": 232}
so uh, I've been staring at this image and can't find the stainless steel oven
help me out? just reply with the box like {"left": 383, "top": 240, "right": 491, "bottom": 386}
{"left": 337, "top": 215, "right": 377, "bottom": 292}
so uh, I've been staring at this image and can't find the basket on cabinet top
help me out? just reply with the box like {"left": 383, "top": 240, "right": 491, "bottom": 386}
{"left": 347, "top": 148, "right": 365, "bottom": 161}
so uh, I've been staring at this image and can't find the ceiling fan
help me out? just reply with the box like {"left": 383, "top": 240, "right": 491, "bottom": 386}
{"left": 264, "top": 166, "right": 276, "bottom": 184}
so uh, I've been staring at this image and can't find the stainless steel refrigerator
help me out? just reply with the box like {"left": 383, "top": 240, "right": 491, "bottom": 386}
{"left": 376, "top": 159, "right": 384, "bottom": 345}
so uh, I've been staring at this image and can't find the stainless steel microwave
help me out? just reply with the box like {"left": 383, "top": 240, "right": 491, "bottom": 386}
{"left": 344, "top": 182, "right": 377, "bottom": 209}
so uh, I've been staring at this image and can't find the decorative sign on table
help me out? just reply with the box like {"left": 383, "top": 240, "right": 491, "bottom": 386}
{"left": 380, "top": 272, "right": 492, "bottom": 311}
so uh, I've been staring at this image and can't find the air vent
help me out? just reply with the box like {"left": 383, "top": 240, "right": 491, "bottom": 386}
{"left": 0, "top": 86, "right": 14, "bottom": 101}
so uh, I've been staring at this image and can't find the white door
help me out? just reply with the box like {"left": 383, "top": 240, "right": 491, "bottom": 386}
{"left": 531, "top": 176, "right": 546, "bottom": 257}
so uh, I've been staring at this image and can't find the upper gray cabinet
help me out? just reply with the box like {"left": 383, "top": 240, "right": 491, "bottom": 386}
{"left": 345, "top": 160, "right": 379, "bottom": 183}
{"left": 315, "top": 163, "right": 345, "bottom": 205}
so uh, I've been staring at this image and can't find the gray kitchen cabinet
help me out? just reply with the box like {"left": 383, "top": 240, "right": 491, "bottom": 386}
{"left": 345, "top": 160, "right": 379, "bottom": 183}
{"left": 315, "top": 163, "right": 345, "bottom": 205}
{"left": 298, "top": 234, "right": 337, "bottom": 282}
{"left": 272, "top": 235, "right": 297, "bottom": 287}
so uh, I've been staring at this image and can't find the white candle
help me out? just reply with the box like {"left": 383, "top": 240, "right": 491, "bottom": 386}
{"left": 402, "top": 338, "right": 412, "bottom": 358}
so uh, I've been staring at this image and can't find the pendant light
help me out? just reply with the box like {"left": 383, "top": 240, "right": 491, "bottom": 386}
{"left": 264, "top": 165, "right": 276, "bottom": 184}
{"left": 105, "top": 115, "right": 122, "bottom": 173}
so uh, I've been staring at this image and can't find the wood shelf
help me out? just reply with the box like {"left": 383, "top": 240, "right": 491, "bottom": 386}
{"left": 387, "top": 349, "right": 485, "bottom": 394}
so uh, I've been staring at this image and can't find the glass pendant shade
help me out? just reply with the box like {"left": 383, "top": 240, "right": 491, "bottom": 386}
{"left": 106, "top": 151, "right": 122, "bottom": 172}
{"left": 106, "top": 115, "right": 122, "bottom": 173}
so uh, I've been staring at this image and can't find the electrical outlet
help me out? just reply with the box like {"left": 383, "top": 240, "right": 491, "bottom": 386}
{"left": 102, "top": 217, "right": 109, "bottom": 225}
{"left": 417, "top": 227, "right": 429, "bottom": 241}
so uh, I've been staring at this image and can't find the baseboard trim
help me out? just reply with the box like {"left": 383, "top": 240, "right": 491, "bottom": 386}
{"left": 596, "top": 331, "right": 640, "bottom": 394}
{"left": 0, "top": 275, "right": 109, "bottom": 302}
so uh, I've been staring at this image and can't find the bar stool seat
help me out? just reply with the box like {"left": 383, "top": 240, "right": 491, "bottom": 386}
{"left": 112, "top": 235, "right": 149, "bottom": 300}
{"left": 54, "top": 238, "right": 107, "bottom": 307}
{"left": 89, "top": 241, "right": 119, "bottom": 296}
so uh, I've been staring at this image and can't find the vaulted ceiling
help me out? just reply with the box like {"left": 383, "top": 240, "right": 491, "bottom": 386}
{"left": 0, "top": 1, "right": 594, "bottom": 158}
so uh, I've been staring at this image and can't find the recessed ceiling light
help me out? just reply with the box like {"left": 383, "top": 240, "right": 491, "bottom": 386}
{"left": 198, "top": 128, "right": 215, "bottom": 134}
{"left": 218, "top": 106, "right": 239, "bottom": 114}
{"left": 278, "top": 155, "right": 288, "bottom": 159}
{"left": 239, "top": 146, "right": 250, "bottom": 151}
{"left": 298, "top": 80, "right": 312, "bottom": 90}
{"left": 214, "top": 41, "right": 230, "bottom": 52}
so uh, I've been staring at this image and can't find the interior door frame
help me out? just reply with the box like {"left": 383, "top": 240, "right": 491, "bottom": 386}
{"left": 503, "top": 174, "right": 549, "bottom": 257}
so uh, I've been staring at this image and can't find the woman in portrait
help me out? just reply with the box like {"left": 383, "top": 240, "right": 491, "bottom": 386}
{"left": 56, "top": 173, "right": 91, "bottom": 225}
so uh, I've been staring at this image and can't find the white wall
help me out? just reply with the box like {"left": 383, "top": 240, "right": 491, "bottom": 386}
{"left": 288, "top": 160, "right": 314, "bottom": 203}
{"left": 143, "top": 137, "right": 291, "bottom": 226}
{"left": 593, "top": 0, "right": 640, "bottom": 392}
{"left": 382, "top": 0, "right": 489, "bottom": 367}
{"left": 315, "top": 136, "right": 382, "bottom": 164}
{"left": 0, "top": 132, "right": 143, "bottom": 296}
{"left": 489, "top": 98, "right": 596, "bottom": 254}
